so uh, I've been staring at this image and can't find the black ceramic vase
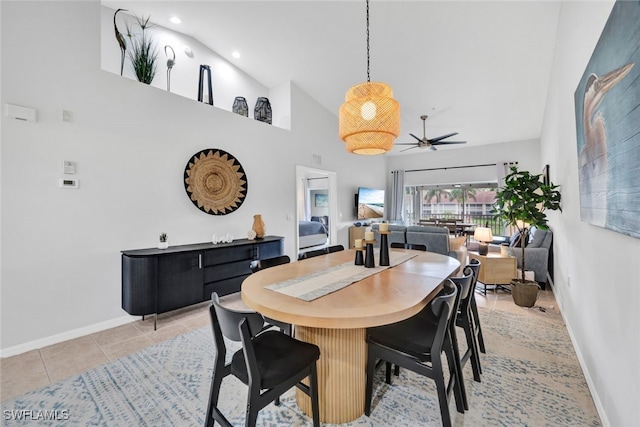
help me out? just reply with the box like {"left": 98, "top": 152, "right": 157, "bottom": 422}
{"left": 232, "top": 97, "right": 249, "bottom": 117}
{"left": 379, "top": 233, "right": 389, "bottom": 266}
{"left": 254, "top": 97, "right": 272, "bottom": 124}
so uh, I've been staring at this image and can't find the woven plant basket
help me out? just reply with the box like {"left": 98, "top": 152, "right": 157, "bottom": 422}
{"left": 511, "top": 280, "right": 540, "bottom": 307}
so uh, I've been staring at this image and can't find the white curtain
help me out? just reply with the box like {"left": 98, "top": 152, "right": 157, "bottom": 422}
{"left": 497, "top": 162, "right": 516, "bottom": 235}
{"left": 389, "top": 170, "right": 405, "bottom": 223}
{"left": 496, "top": 162, "right": 510, "bottom": 188}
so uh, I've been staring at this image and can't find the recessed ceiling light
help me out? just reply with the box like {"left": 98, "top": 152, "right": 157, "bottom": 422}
{"left": 170, "top": 16, "right": 181, "bottom": 24}
{"left": 232, "top": 51, "right": 241, "bottom": 59}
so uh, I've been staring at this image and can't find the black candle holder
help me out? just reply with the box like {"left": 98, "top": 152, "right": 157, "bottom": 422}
{"left": 364, "top": 241, "right": 375, "bottom": 268}
{"left": 354, "top": 248, "right": 364, "bottom": 265}
{"left": 379, "top": 231, "right": 390, "bottom": 266}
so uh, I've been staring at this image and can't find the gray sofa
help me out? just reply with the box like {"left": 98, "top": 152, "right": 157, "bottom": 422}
{"left": 499, "top": 228, "right": 553, "bottom": 286}
{"left": 371, "top": 224, "right": 467, "bottom": 273}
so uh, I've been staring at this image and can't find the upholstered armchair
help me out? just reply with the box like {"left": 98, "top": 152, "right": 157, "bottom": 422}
{"left": 507, "top": 228, "right": 553, "bottom": 286}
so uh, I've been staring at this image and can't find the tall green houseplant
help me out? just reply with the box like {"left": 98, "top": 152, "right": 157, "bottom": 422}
{"left": 493, "top": 166, "right": 562, "bottom": 283}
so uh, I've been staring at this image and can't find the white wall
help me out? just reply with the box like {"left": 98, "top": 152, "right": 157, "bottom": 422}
{"left": 100, "top": 6, "right": 290, "bottom": 128}
{"left": 539, "top": 2, "right": 639, "bottom": 426}
{"left": 0, "top": 1, "right": 385, "bottom": 354}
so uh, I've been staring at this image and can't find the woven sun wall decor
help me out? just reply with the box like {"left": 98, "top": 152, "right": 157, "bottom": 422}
{"left": 184, "top": 149, "right": 248, "bottom": 215}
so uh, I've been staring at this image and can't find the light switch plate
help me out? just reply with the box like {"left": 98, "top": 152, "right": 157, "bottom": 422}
{"left": 63, "top": 160, "right": 76, "bottom": 174}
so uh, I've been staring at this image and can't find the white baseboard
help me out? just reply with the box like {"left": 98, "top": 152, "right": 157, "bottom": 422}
{"left": 550, "top": 282, "right": 610, "bottom": 427}
{"left": 0, "top": 315, "right": 137, "bottom": 358}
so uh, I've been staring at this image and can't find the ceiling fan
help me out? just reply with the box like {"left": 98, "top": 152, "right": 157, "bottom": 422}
{"left": 396, "top": 115, "right": 467, "bottom": 152}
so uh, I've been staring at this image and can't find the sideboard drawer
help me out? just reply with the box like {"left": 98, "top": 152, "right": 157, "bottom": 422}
{"left": 203, "top": 246, "right": 254, "bottom": 266}
{"left": 203, "top": 276, "right": 248, "bottom": 300}
{"left": 204, "top": 259, "right": 253, "bottom": 283}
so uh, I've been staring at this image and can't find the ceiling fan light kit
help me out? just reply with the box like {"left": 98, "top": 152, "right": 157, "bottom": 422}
{"left": 338, "top": 0, "right": 400, "bottom": 155}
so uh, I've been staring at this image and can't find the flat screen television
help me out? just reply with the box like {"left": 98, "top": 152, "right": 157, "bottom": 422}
{"left": 356, "top": 187, "right": 385, "bottom": 219}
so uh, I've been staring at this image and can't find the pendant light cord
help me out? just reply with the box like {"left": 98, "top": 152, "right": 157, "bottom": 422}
{"left": 366, "top": 0, "right": 370, "bottom": 82}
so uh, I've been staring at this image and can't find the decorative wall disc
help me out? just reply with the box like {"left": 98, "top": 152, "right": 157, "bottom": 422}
{"left": 184, "top": 149, "right": 247, "bottom": 215}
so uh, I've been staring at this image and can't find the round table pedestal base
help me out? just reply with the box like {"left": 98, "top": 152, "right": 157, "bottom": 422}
{"left": 295, "top": 326, "right": 366, "bottom": 423}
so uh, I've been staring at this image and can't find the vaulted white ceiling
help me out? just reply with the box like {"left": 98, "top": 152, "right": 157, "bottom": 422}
{"left": 103, "top": 1, "right": 562, "bottom": 155}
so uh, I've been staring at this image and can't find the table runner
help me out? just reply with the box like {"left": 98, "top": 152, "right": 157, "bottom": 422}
{"left": 265, "top": 251, "right": 417, "bottom": 301}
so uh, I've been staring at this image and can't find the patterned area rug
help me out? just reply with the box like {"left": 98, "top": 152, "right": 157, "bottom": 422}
{"left": 1, "top": 308, "right": 600, "bottom": 426}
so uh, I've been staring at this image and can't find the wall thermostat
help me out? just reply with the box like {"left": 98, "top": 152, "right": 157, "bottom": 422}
{"left": 4, "top": 103, "right": 37, "bottom": 122}
{"left": 59, "top": 178, "right": 79, "bottom": 189}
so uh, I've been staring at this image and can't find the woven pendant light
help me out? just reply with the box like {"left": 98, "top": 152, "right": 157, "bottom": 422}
{"left": 339, "top": 0, "right": 400, "bottom": 155}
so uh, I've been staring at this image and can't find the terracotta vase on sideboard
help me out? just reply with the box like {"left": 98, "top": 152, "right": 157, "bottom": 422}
{"left": 252, "top": 214, "right": 265, "bottom": 239}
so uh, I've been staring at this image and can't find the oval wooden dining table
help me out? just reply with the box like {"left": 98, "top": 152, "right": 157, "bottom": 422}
{"left": 241, "top": 248, "right": 460, "bottom": 424}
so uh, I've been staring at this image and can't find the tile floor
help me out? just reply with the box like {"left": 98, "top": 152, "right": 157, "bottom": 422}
{"left": 0, "top": 287, "right": 561, "bottom": 402}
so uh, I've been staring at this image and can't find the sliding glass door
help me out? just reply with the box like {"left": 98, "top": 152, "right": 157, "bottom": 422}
{"left": 403, "top": 184, "right": 505, "bottom": 235}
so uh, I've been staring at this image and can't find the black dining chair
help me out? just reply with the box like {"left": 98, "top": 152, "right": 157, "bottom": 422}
{"left": 300, "top": 248, "right": 327, "bottom": 259}
{"left": 219, "top": 255, "right": 293, "bottom": 336}
{"left": 404, "top": 271, "right": 476, "bottom": 411}
{"left": 205, "top": 293, "right": 321, "bottom": 427}
{"left": 250, "top": 255, "right": 291, "bottom": 273}
{"left": 364, "top": 280, "right": 464, "bottom": 427}
{"left": 466, "top": 259, "right": 486, "bottom": 353}
{"left": 248, "top": 255, "right": 293, "bottom": 335}
{"left": 451, "top": 270, "right": 482, "bottom": 383}
{"left": 326, "top": 244, "right": 345, "bottom": 253}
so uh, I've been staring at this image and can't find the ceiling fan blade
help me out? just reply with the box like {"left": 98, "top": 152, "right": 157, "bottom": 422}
{"left": 400, "top": 146, "right": 419, "bottom": 152}
{"left": 431, "top": 140, "right": 467, "bottom": 145}
{"left": 430, "top": 145, "right": 438, "bottom": 151}
{"left": 428, "top": 132, "right": 459, "bottom": 143}
{"left": 409, "top": 133, "right": 423, "bottom": 142}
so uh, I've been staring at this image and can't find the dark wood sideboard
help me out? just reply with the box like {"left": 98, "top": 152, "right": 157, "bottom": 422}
{"left": 122, "top": 236, "right": 284, "bottom": 329}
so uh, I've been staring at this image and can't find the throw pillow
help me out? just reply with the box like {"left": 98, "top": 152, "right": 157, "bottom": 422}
{"left": 449, "top": 236, "right": 466, "bottom": 250}
{"left": 509, "top": 230, "right": 522, "bottom": 248}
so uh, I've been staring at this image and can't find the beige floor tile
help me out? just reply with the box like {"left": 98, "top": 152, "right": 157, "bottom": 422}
{"left": 0, "top": 350, "right": 50, "bottom": 401}
{"left": 40, "top": 336, "right": 109, "bottom": 383}
{"left": 130, "top": 315, "right": 179, "bottom": 334}
{"left": 178, "top": 312, "right": 210, "bottom": 330}
{"left": 90, "top": 323, "right": 143, "bottom": 347}
{"left": 148, "top": 323, "right": 189, "bottom": 344}
{"left": 100, "top": 335, "right": 155, "bottom": 361}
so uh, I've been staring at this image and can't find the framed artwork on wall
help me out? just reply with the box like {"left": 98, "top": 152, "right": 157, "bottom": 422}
{"left": 574, "top": 0, "right": 640, "bottom": 239}
{"left": 314, "top": 193, "right": 328, "bottom": 207}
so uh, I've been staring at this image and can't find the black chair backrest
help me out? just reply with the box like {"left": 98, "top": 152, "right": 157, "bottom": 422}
{"left": 212, "top": 293, "right": 265, "bottom": 342}
{"left": 430, "top": 279, "right": 458, "bottom": 322}
{"left": 466, "top": 259, "right": 481, "bottom": 287}
{"left": 451, "top": 270, "right": 474, "bottom": 302}
{"left": 429, "top": 280, "right": 458, "bottom": 352}
{"left": 251, "top": 255, "right": 291, "bottom": 273}
{"left": 327, "top": 245, "right": 344, "bottom": 253}
{"left": 302, "top": 249, "right": 327, "bottom": 259}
